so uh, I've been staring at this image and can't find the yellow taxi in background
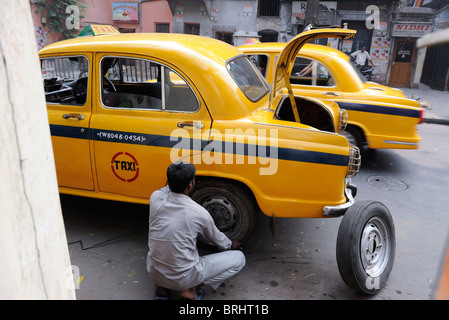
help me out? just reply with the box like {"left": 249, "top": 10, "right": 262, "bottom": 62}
{"left": 239, "top": 41, "right": 426, "bottom": 152}
{"left": 40, "top": 26, "right": 395, "bottom": 294}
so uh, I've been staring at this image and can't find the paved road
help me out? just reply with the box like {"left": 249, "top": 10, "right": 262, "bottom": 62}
{"left": 64, "top": 122, "right": 449, "bottom": 300}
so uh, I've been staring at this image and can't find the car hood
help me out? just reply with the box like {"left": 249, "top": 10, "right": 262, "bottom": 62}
{"left": 270, "top": 27, "right": 356, "bottom": 108}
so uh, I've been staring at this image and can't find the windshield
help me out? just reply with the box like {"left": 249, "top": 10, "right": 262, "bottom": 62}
{"left": 227, "top": 56, "right": 270, "bottom": 102}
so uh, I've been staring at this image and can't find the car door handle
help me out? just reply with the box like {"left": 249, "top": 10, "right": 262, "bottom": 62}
{"left": 63, "top": 113, "right": 85, "bottom": 120}
{"left": 323, "top": 92, "right": 339, "bottom": 96}
{"left": 177, "top": 121, "right": 204, "bottom": 129}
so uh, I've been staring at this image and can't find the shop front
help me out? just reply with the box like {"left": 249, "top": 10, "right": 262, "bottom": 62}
{"left": 387, "top": 22, "right": 432, "bottom": 87}
{"left": 388, "top": 21, "right": 433, "bottom": 87}
{"left": 421, "top": 5, "right": 449, "bottom": 91}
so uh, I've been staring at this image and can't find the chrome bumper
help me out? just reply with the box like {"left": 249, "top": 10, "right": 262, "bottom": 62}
{"left": 323, "top": 182, "right": 357, "bottom": 217}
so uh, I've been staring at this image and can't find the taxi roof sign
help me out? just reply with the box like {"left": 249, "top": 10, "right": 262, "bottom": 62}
{"left": 78, "top": 25, "right": 120, "bottom": 37}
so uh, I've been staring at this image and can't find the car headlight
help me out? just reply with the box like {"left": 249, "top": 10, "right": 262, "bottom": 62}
{"left": 346, "top": 145, "right": 361, "bottom": 178}
{"left": 339, "top": 109, "right": 348, "bottom": 131}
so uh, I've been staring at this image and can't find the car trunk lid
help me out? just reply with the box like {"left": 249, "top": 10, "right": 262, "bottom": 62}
{"left": 270, "top": 27, "right": 356, "bottom": 120}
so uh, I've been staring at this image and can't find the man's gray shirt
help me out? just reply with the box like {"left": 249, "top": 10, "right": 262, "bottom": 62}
{"left": 146, "top": 186, "right": 232, "bottom": 291}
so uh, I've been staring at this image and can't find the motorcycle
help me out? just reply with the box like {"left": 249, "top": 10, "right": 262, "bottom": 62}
{"left": 359, "top": 64, "right": 374, "bottom": 81}
{"left": 350, "top": 56, "right": 374, "bottom": 81}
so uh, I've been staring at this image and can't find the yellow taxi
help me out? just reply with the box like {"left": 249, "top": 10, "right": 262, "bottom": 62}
{"left": 239, "top": 41, "right": 426, "bottom": 152}
{"left": 40, "top": 26, "right": 395, "bottom": 294}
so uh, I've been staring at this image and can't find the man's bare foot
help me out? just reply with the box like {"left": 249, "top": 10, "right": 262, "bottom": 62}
{"left": 180, "top": 287, "right": 198, "bottom": 299}
{"left": 154, "top": 285, "right": 168, "bottom": 297}
{"left": 180, "top": 287, "right": 208, "bottom": 300}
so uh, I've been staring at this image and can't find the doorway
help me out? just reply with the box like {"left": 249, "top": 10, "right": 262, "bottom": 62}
{"left": 388, "top": 38, "right": 416, "bottom": 87}
{"left": 341, "top": 20, "right": 374, "bottom": 54}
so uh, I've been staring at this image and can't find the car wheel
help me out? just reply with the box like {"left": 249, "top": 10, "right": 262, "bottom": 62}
{"left": 341, "top": 125, "right": 365, "bottom": 148}
{"left": 336, "top": 200, "right": 396, "bottom": 294}
{"left": 190, "top": 179, "right": 259, "bottom": 244}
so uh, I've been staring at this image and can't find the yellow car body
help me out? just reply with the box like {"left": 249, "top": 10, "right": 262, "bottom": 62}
{"left": 239, "top": 42, "right": 425, "bottom": 150}
{"left": 435, "top": 237, "right": 449, "bottom": 300}
{"left": 39, "top": 27, "right": 359, "bottom": 242}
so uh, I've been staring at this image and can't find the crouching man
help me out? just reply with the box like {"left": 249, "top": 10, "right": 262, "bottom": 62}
{"left": 146, "top": 162, "right": 246, "bottom": 300}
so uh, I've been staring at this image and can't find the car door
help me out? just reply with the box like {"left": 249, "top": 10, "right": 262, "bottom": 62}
{"left": 92, "top": 54, "right": 212, "bottom": 200}
{"left": 41, "top": 54, "right": 94, "bottom": 190}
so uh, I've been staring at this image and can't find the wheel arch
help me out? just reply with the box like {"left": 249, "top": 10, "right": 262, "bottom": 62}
{"left": 194, "top": 175, "right": 261, "bottom": 213}
{"left": 343, "top": 122, "right": 370, "bottom": 149}
{"left": 192, "top": 175, "right": 262, "bottom": 243}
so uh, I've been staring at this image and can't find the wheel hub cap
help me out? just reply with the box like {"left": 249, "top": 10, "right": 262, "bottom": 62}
{"left": 360, "top": 217, "right": 390, "bottom": 278}
{"left": 201, "top": 196, "right": 238, "bottom": 232}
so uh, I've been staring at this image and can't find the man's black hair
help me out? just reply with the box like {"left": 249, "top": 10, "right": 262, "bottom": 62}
{"left": 167, "top": 161, "right": 196, "bottom": 193}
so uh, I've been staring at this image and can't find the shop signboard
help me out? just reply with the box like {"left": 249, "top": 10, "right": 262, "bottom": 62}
{"left": 112, "top": 2, "right": 139, "bottom": 23}
{"left": 292, "top": 1, "right": 337, "bottom": 20}
{"left": 391, "top": 22, "right": 433, "bottom": 37}
{"left": 78, "top": 25, "right": 120, "bottom": 37}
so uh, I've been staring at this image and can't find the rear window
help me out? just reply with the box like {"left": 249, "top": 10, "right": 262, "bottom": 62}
{"left": 227, "top": 56, "right": 269, "bottom": 102}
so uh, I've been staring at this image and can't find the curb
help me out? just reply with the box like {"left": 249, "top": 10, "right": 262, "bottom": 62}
{"left": 423, "top": 118, "right": 449, "bottom": 125}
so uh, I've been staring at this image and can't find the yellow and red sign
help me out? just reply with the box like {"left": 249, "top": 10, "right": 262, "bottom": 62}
{"left": 112, "top": 3, "right": 139, "bottom": 23}
{"left": 78, "top": 25, "right": 120, "bottom": 37}
{"left": 111, "top": 152, "right": 140, "bottom": 182}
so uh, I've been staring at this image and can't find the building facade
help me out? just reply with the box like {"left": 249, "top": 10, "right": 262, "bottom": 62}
{"left": 168, "top": 0, "right": 258, "bottom": 45}
{"left": 32, "top": 0, "right": 449, "bottom": 89}
{"left": 421, "top": 3, "right": 449, "bottom": 91}
{"left": 83, "top": 0, "right": 173, "bottom": 33}
{"left": 31, "top": 0, "right": 173, "bottom": 48}
{"left": 164, "top": 0, "right": 447, "bottom": 88}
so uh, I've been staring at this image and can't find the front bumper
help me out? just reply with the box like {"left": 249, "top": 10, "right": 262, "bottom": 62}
{"left": 323, "top": 182, "right": 357, "bottom": 217}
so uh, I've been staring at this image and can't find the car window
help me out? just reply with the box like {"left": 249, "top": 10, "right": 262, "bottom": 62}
{"left": 248, "top": 54, "right": 269, "bottom": 77}
{"left": 290, "top": 57, "right": 334, "bottom": 87}
{"left": 101, "top": 56, "right": 199, "bottom": 112}
{"left": 41, "top": 56, "right": 89, "bottom": 106}
{"left": 227, "top": 55, "right": 270, "bottom": 102}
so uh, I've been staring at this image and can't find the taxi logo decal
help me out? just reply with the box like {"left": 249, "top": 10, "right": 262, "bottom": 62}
{"left": 111, "top": 152, "right": 139, "bottom": 182}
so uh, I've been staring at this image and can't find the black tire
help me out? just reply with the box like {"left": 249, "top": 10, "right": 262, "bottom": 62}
{"left": 340, "top": 125, "right": 372, "bottom": 160}
{"left": 340, "top": 125, "right": 365, "bottom": 151}
{"left": 336, "top": 201, "right": 396, "bottom": 294}
{"left": 190, "top": 179, "right": 259, "bottom": 244}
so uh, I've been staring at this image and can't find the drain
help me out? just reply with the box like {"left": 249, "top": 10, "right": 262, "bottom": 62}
{"left": 367, "top": 175, "right": 408, "bottom": 191}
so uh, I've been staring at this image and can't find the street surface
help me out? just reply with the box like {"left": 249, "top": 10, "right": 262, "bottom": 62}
{"left": 64, "top": 122, "right": 449, "bottom": 300}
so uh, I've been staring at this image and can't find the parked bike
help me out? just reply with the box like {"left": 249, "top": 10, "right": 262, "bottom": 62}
{"left": 359, "top": 64, "right": 374, "bottom": 81}
{"left": 350, "top": 56, "right": 374, "bottom": 81}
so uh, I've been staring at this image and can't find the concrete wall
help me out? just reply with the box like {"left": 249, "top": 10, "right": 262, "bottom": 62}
{"left": 141, "top": 0, "right": 173, "bottom": 32}
{"left": 30, "top": 3, "right": 64, "bottom": 47}
{"left": 0, "top": 0, "right": 75, "bottom": 299}
{"left": 84, "top": 0, "right": 112, "bottom": 25}
{"left": 31, "top": 0, "right": 173, "bottom": 47}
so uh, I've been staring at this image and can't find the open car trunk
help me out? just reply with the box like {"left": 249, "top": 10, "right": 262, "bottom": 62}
{"left": 275, "top": 96, "right": 337, "bottom": 133}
